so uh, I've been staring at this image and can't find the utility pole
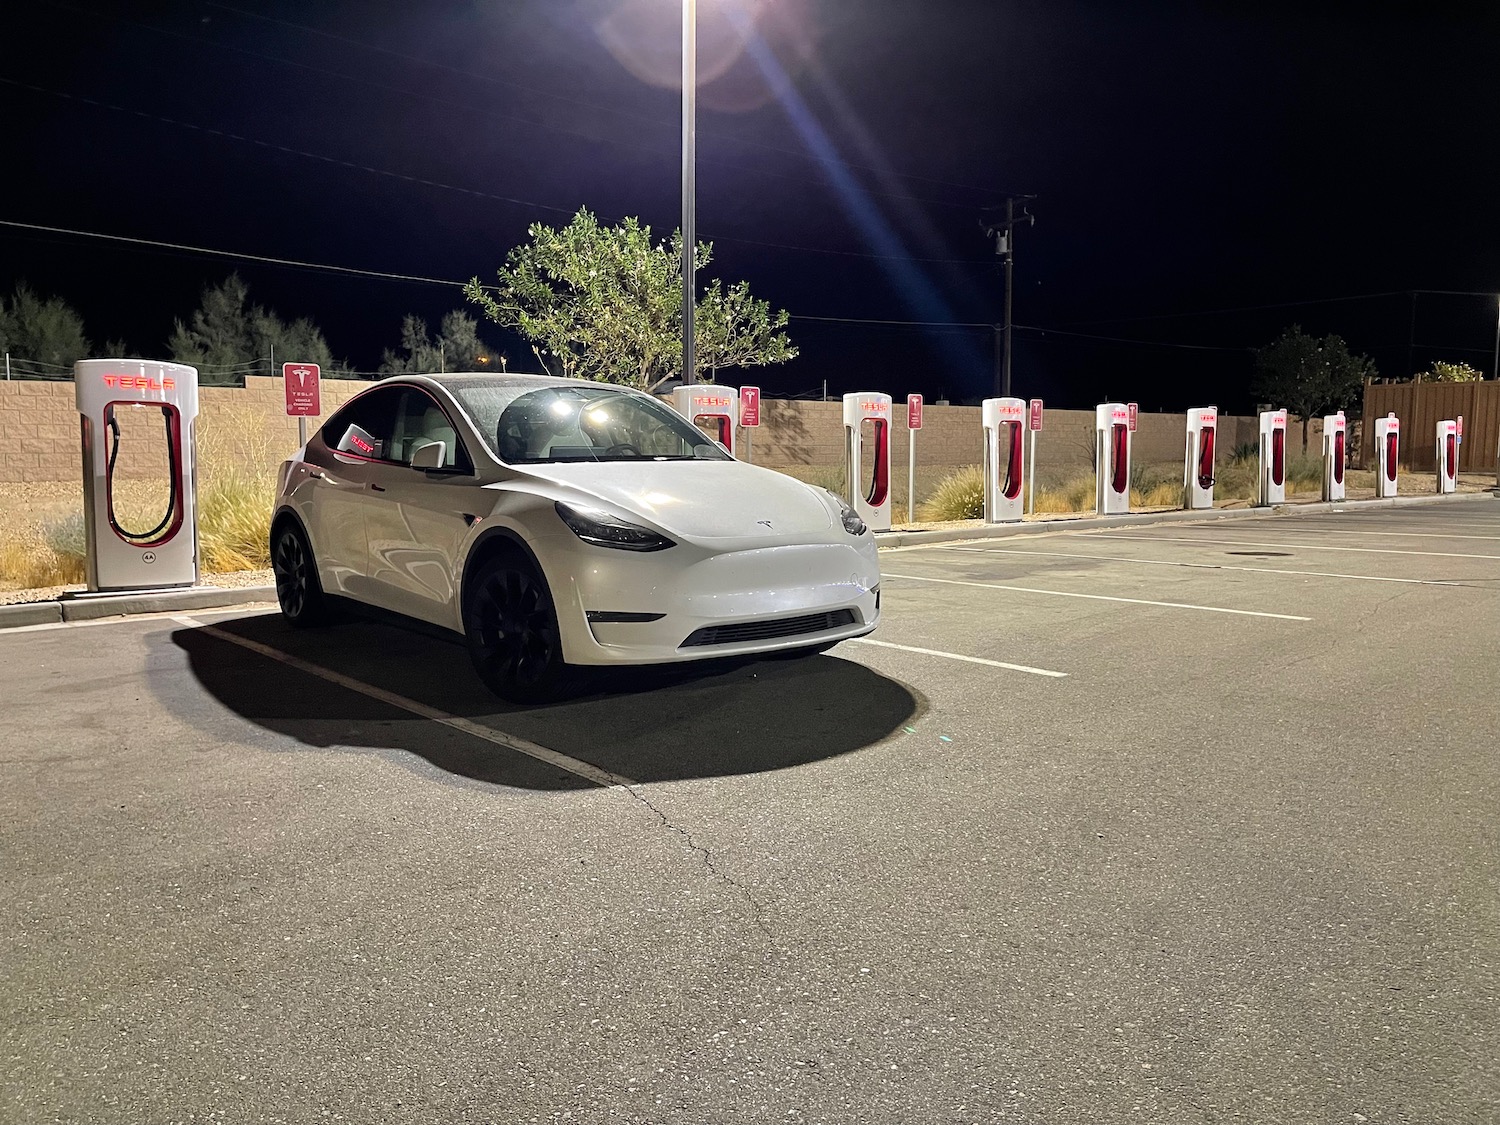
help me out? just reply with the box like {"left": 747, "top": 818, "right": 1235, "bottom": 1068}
{"left": 681, "top": 0, "right": 698, "bottom": 385}
{"left": 983, "top": 195, "right": 1036, "bottom": 398}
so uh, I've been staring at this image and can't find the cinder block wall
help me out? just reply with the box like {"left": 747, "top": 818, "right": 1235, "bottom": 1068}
{"left": 0, "top": 376, "right": 364, "bottom": 484}
{"left": 1, "top": 376, "right": 1263, "bottom": 486}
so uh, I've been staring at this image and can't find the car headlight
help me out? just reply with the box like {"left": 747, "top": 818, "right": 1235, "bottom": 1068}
{"left": 825, "top": 490, "right": 867, "bottom": 537}
{"left": 555, "top": 502, "right": 675, "bottom": 552}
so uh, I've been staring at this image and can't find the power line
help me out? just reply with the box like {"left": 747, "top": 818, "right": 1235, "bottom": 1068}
{"left": 1056, "top": 288, "right": 1416, "bottom": 328}
{"left": 202, "top": 0, "right": 1014, "bottom": 201}
{"left": 35, "top": 0, "right": 990, "bottom": 215}
{"left": 791, "top": 312, "right": 1245, "bottom": 350}
{"left": 0, "top": 76, "right": 994, "bottom": 269}
{"left": 0, "top": 219, "right": 467, "bottom": 287}
{"left": 0, "top": 78, "right": 578, "bottom": 218}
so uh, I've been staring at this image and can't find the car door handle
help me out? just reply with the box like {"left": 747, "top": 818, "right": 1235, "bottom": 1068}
{"left": 369, "top": 483, "right": 387, "bottom": 492}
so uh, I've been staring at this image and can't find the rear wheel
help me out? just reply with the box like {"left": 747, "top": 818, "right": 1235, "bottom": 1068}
{"left": 272, "top": 521, "right": 329, "bottom": 628}
{"left": 463, "top": 553, "right": 568, "bottom": 704}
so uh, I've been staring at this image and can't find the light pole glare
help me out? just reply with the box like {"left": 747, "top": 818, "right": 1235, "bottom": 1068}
{"left": 681, "top": 0, "right": 697, "bottom": 385}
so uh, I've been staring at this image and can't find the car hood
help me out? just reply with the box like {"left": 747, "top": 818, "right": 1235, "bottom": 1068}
{"left": 521, "top": 460, "right": 835, "bottom": 540}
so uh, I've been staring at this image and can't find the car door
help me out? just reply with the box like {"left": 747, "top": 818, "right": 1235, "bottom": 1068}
{"left": 360, "top": 387, "right": 480, "bottom": 629}
{"left": 303, "top": 386, "right": 403, "bottom": 601}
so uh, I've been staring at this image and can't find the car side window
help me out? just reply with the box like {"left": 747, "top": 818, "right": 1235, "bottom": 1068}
{"left": 388, "top": 389, "right": 471, "bottom": 472}
{"left": 320, "top": 387, "right": 403, "bottom": 463}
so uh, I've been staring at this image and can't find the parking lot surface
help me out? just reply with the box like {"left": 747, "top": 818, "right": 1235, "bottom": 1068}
{"left": 3, "top": 500, "right": 1498, "bottom": 1124}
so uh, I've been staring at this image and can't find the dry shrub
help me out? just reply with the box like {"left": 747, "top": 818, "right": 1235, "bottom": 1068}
{"left": 1132, "top": 480, "right": 1183, "bottom": 509}
{"left": 198, "top": 472, "right": 275, "bottom": 573}
{"left": 1034, "top": 474, "right": 1096, "bottom": 514}
{"left": 917, "top": 465, "right": 985, "bottom": 522}
{"left": 0, "top": 513, "right": 87, "bottom": 589}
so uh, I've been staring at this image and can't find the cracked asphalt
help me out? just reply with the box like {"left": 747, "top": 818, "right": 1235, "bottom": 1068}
{"left": 3, "top": 499, "right": 1498, "bottom": 1124}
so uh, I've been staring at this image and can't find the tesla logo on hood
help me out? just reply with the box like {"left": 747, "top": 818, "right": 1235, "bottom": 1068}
{"left": 757, "top": 520, "right": 773, "bottom": 527}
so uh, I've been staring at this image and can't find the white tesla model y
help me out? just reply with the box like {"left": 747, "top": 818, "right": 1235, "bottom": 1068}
{"left": 271, "top": 374, "right": 881, "bottom": 701}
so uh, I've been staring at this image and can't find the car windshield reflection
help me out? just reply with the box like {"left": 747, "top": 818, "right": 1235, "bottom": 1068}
{"left": 453, "top": 384, "right": 732, "bottom": 465}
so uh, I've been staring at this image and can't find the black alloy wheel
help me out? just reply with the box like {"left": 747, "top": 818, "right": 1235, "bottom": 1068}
{"left": 272, "top": 522, "right": 328, "bottom": 627}
{"left": 464, "top": 555, "right": 567, "bottom": 703}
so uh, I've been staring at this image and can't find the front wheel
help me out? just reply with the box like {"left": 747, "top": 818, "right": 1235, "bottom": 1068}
{"left": 463, "top": 554, "right": 569, "bottom": 704}
{"left": 271, "top": 521, "right": 330, "bottom": 628}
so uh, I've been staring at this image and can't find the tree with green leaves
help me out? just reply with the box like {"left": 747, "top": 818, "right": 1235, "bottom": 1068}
{"left": 169, "top": 274, "right": 342, "bottom": 383}
{"left": 0, "top": 282, "right": 90, "bottom": 371}
{"left": 1413, "top": 360, "right": 1483, "bottom": 383}
{"left": 1253, "top": 326, "right": 1377, "bottom": 452}
{"left": 379, "top": 310, "right": 500, "bottom": 375}
{"left": 464, "top": 209, "right": 795, "bottom": 391}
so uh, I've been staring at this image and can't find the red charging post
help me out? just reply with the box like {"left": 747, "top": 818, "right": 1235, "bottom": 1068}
{"left": 283, "top": 362, "right": 321, "bottom": 447}
{"left": 740, "top": 385, "right": 760, "bottom": 463}
{"left": 1027, "top": 399, "right": 1043, "bottom": 514}
{"left": 906, "top": 394, "right": 923, "bottom": 526}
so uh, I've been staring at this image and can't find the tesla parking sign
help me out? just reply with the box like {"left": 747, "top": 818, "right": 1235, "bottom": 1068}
{"left": 740, "top": 386, "right": 761, "bottom": 427}
{"left": 1127, "top": 402, "right": 1139, "bottom": 432}
{"left": 283, "top": 363, "right": 321, "bottom": 416}
{"left": 1029, "top": 399, "right": 1043, "bottom": 430}
{"left": 907, "top": 394, "right": 923, "bottom": 429}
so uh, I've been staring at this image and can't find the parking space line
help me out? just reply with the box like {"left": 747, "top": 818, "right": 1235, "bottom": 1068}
{"left": 881, "top": 572, "right": 1311, "bottom": 620}
{"left": 1077, "top": 532, "right": 1500, "bottom": 561}
{"left": 937, "top": 545, "right": 1469, "bottom": 587}
{"left": 842, "top": 636, "right": 1068, "bottom": 677}
{"left": 1231, "top": 527, "right": 1500, "bottom": 542}
{"left": 170, "top": 616, "right": 635, "bottom": 790}
{"left": 0, "top": 604, "right": 279, "bottom": 636}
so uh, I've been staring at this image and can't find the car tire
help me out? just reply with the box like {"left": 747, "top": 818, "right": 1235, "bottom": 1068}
{"left": 463, "top": 552, "right": 569, "bottom": 704}
{"left": 272, "top": 520, "right": 330, "bottom": 628}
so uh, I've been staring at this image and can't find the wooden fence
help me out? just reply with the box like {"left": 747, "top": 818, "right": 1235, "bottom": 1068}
{"left": 1362, "top": 381, "right": 1500, "bottom": 473}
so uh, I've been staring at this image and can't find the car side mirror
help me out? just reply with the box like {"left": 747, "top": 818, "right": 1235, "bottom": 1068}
{"left": 409, "top": 440, "right": 447, "bottom": 469}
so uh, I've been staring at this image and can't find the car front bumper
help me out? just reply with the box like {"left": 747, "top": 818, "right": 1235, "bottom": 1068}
{"left": 536, "top": 532, "right": 881, "bottom": 665}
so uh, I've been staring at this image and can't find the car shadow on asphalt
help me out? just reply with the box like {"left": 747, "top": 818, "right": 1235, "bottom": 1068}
{"left": 168, "top": 613, "right": 924, "bottom": 790}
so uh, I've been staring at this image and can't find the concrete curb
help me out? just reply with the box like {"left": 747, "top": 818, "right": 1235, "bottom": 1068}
{"left": 1, "top": 489, "right": 1494, "bottom": 630}
{"left": 0, "top": 585, "right": 278, "bottom": 631}
{"left": 0, "top": 601, "right": 64, "bottom": 628}
{"left": 874, "top": 488, "right": 1499, "bottom": 549}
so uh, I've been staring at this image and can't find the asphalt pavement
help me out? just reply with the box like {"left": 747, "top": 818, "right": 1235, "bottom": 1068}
{"left": 2, "top": 500, "right": 1497, "bottom": 1124}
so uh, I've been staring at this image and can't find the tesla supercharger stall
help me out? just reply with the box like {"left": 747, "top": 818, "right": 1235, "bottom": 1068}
{"left": 1322, "top": 412, "right": 1347, "bottom": 501}
{"left": 1184, "top": 406, "right": 1217, "bottom": 509}
{"left": 1375, "top": 414, "right": 1400, "bottom": 498}
{"left": 1256, "top": 408, "right": 1288, "bottom": 506}
{"left": 981, "top": 396, "right": 1027, "bottom": 523}
{"left": 671, "top": 385, "right": 739, "bottom": 458}
{"left": 1095, "top": 402, "right": 1131, "bottom": 515}
{"left": 844, "top": 392, "right": 892, "bottom": 532}
{"left": 1436, "top": 419, "right": 1458, "bottom": 494}
{"left": 74, "top": 358, "right": 200, "bottom": 592}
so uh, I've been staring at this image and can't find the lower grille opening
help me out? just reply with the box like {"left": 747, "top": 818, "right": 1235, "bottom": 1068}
{"left": 679, "top": 608, "right": 858, "bottom": 649}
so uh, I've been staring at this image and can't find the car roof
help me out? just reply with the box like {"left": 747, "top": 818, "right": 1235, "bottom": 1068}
{"left": 413, "top": 372, "right": 641, "bottom": 394}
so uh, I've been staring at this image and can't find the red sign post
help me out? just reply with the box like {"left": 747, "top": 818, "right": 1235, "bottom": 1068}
{"left": 905, "top": 395, "right": 924, "bottom": 525}
{"left": 1028, "top": 398, "right": 1043, "bottom": 431}
{"left": 1127, "top": 402, "right": 1139, "bottom": 432}
{"left": 1026, "top": 399, "right": 1044, "bottom": 515}
{"left": 739, "top": 385, "right": 761, "bottom": 428}
{"left": 737, "top": 386, "right": 760, "bottom": 463}
{"left": 284, "top": 362, "right": 321, "bottom": 447}
{"left": 283, "top": 363, "right": 321, "bottom": 416}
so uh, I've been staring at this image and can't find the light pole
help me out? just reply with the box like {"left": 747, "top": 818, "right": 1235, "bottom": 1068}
{"left": 681, "top": 0, "right": 697, "bottom": 385}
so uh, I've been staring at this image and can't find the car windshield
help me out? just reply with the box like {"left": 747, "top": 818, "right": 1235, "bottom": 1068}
{"left": 450, "top": 382, "right": 733, "bottom": 464}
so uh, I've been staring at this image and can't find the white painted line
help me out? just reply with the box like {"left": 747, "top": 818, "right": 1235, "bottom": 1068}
{"left": 0, "top": 604, "right": 278, "bottom": 636}
{"left": 1077, "top": 532, "right": 1500, "bottom": 561}
{"left": 1234, "top": 527, "right": 1500, "bottom": 542}
{"left": 938, "top": 545, "right": 1468, "bottom": 587}
{"left": 171, "top": 616, "right": 635, "bottom": 789}
{"left": 842, "top": 636, "right": 1068, "bottom": 678}
{"left": 881, "top": 572, "right": 1312, "bottom": 620}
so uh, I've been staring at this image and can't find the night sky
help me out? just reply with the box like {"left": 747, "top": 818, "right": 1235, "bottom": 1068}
{"left": 5, "top": 0, "right": 1500, "bottom": 410}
